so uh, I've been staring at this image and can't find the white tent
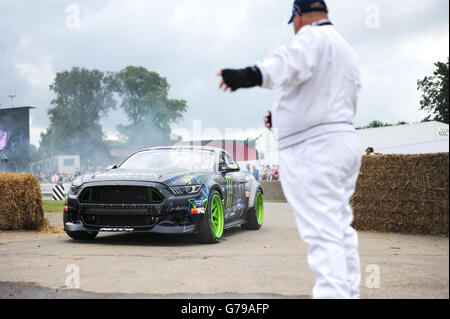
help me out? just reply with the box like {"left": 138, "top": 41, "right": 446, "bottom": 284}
{"left": 250, "top": 121, "right": 448, "bottom": 164}
{"left": 357, "top": 121, "right": 449, "bottom": 154}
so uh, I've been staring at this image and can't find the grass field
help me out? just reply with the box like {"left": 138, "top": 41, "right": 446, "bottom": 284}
{"left": 43, "top": 200, "right": 64, "bottom": 213}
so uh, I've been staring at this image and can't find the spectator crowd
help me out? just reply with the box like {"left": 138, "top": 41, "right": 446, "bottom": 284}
{"left": 33, "top": 165, "right": 104, "bottom": 183}
{"left": 245, "top": 164, "right": 279, "bottom": 181}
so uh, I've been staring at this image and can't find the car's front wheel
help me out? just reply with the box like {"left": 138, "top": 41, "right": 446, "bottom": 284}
{"left": 66, "top": 230, "right": 98, "bottom": 241}
{"left": 242, "top": 189, "right": 264, "bottom": 230}
{"left": 198, "top": 190, "right": 224, "bottom": 244}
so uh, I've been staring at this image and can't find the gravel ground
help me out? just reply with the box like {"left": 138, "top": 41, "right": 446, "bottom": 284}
{"left": 0, "top": 202, "right": 448, "bottom": 299}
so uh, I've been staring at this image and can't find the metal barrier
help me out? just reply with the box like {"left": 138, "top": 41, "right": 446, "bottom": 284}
{"left": 41, "top": 183, "right": 71, "bottom": 200}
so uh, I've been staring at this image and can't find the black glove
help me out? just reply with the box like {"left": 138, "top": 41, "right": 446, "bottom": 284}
{"left": 221, "top": 66, "right": 263, "bottom": 91}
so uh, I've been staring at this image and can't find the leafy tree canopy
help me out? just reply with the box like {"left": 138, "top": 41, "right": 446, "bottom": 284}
{"left": 115, "top": 66, "right": 188, "bottom": 146}
{"left": 417, "top": 57, "right": 449, "bottom": 124}
{"left": 39, "top": 66, "right": 188, "bottom": 166}
{"left": 39, "top": 67, "right": 117, "bottom": 165}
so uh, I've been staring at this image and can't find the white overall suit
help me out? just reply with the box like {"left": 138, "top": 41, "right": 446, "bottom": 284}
{"left": 256, "top": 20, "right": 363, "bottom": 299}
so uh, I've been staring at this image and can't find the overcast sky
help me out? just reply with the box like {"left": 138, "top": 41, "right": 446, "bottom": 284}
{"left": 0, "top": 0, "right": 449, "bottom": 146}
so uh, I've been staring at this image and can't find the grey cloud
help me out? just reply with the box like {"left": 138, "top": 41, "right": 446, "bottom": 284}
{"left": 0, "top": 0, "right": 448, "bottom": 146}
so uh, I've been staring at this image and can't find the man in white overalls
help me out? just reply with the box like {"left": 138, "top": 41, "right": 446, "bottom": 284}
{"left": 218, "top": 0, "right": 363, "bottom": 299}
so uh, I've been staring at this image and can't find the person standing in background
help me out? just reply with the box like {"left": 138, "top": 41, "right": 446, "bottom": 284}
{"left": 252, "top": 165, "right": 260, "bottom": 181}
{"left": 272, "top": 165, "right": 279, "bottom": 181}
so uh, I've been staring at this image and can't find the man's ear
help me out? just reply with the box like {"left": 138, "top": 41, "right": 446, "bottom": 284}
{"left": 293, "top": 13, "right": 302, "bottom": 33}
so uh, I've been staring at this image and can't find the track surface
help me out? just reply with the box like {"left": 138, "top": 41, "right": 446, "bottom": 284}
{"left": 0, "top": 202, "right": 448, "bottom": 299}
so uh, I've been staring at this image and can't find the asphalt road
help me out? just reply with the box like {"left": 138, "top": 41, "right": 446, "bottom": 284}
{"left": 0, "top": 202, "right": 448, "bottom": 299}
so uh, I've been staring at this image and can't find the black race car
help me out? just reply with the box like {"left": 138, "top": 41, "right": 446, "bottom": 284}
{"left": 64, "top": 146, "right": 264, "bottom": 243}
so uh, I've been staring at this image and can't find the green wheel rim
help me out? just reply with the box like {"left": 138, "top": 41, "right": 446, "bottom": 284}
{"left": 210, "top": 193, "right": 224, "bottom": 238}
{"left": 255, "top": 191, "right": 264, "bottom": 226}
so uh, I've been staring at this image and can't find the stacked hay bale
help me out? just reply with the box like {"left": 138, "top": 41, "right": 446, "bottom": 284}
{"left": 0, "top": 173, "right": 45, "bottom": 230}
{"left": 351, "top": 153, "right": 449, "bottom": 236}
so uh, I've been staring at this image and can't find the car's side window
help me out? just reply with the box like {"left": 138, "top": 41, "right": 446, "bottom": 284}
{"left": 224, "top": 154, "right": 232, "bottom": 166}
{"left": 225, "top": 153, "right": 238, "bottom": 167}
{"left": 219, "top": 152, "right": 226, "bottom": 164}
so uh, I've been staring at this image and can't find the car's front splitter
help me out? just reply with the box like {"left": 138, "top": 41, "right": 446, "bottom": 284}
{"left": 64, "top": 222, "right": 197, "bottom": 234}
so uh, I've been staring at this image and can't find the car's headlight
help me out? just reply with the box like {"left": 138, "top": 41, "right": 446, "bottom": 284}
{"left": 70, "top": 176, "right": 83, "bottom": 195}
{"left": 70, "top": 185, "right": 81, "bottom": 195}
{"left": 169, "top": 185, "right": 202, "bottom": 196}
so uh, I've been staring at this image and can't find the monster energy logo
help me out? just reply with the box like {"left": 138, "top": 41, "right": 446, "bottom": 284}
{"left": 225, "top": 177, "right": 233, "bottom": 210}
{"left": 184, "top": 172, "right": 192, "bottom": 185}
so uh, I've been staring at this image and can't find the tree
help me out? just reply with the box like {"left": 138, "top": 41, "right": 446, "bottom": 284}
{"left": 116, "top": 66, "right": 188, "bottom": 146}
{"left": 417, "top": 57, "right": 449, "bottom": 124}
{"left": 39, "top": 67, "right": 118, "bottom": 166}
{"left": 356, "top": 121, "right": 409, "bottom": 130}
{"left": 365, "top": 121, "right": 393, "bottom": 128}
{"left": 356, "top": 121, "right": 392, "bottom": 130}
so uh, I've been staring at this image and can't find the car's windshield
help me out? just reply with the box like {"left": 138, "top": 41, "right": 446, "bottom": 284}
{"left": 120, "top": 149, "right": 216, "bottom": 171}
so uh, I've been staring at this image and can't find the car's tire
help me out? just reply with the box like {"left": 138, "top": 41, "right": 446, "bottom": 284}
{"left": 66, "top": 230, "right": 98, "bottom": 240}
{"left": 242, "top": 189, "right": 264, "bottom": 230}
{"left": 198, "top": 190, "right": 224, "bottom": 244}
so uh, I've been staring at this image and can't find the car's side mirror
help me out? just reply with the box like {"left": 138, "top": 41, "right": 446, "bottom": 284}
{"left": 219, "top": 163, "right": 240, "bottom": 173}
{"left": 227, "top": 164, "right": 240, "bottom": 172}
{"left": 106, "top": 164, "right": 118, "bottom": 171}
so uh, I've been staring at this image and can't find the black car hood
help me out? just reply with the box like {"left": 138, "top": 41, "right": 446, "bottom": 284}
{"left": 78, "top": 168, "right": 210, "bottom": 186}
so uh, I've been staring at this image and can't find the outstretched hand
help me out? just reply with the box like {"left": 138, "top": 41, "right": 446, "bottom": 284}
{"left": 217, "top": 71, "right": 232, "bottom": 93}
{"left": 217, "top": 67, "right": 263, "bottom": 92}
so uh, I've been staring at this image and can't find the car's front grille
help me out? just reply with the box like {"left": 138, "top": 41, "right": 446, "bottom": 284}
{"left": 79, "top": 186, "right": 164, "bottom": 204}
{"left": 81, "top": 204, "right": 161, "bottom": 227}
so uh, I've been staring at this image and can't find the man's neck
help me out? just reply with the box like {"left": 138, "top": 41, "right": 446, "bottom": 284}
{"left": 312, "top": 18, "right": 331, "bottom": 26}
{"left": 305, "top": 13, "right": 329, "bottom": 26}
{"left": 295, "top": 14, "right": 330, "bottom": 34}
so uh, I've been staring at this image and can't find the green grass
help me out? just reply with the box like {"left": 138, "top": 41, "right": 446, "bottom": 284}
{"left": 43, "top": 200, "right": 65, "bottom": 213}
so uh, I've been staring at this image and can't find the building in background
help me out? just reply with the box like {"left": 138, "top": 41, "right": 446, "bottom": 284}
{"left": 181, "top": 139, "right": 259, "bottom": 162}
{"left": 31, "top": 155, "right": 80, "bottom": 175}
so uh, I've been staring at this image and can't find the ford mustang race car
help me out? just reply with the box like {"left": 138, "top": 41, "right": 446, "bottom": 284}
{"left": 63, "top": 146, "right": 264, "bottom": 243}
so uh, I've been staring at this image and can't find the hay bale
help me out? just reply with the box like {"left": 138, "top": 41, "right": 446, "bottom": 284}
{"left": 0, "top": 173, "right": 45, "bottom": 230}
{"left": 351, "top": 153, "right": 449, "bottom": 236}
{"left": 40, "top": 217, "right": 65, "bottom": 234}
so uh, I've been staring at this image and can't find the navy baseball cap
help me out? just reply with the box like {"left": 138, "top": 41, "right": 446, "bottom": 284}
{"left": 288, "top": 0, "right": 329, "bottom": 24}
